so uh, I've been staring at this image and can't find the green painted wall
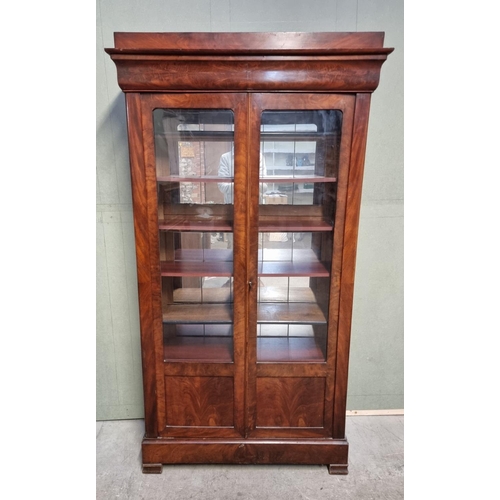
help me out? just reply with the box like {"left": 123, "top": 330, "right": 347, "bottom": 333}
{"left": 96, "top": 0, "right": 404, "bottom": 420}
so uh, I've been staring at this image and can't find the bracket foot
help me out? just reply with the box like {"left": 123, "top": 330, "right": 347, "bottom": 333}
{"left": 142, "top": 463, "right": 163, "bottom": 474}
{"left": 328, "top": 464, "right": 348, "bottom": 475}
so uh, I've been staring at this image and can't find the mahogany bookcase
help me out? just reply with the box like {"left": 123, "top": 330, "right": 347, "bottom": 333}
{"left": 105, "top": 31, "right": 392, "bottom": 474}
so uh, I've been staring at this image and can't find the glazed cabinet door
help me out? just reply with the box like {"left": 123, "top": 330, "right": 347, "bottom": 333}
{"left": 245, "top": 94, "right": 355, "bottom": 438}
{"left": 136, "top": 93, "right": 248, "bottom": 438}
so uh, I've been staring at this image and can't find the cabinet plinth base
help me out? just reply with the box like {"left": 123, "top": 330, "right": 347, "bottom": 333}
{"left": 142, "top": 437, "right": 348, "bottom": 472}
{"left": 328, "top": 463, "right": 348, "bottom": 475}
{"left": 142, "top": 463, "right": 163, "bottom": 474}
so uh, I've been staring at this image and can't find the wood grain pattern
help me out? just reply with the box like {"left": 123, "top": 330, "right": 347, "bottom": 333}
{"left": 164, "top": 337, "right": 233, "bottom": 363}
{"left": 164, "top": 363, "right": 234, "bottom": 378}
{"left": 256, "top": 363, "right": 328, "bottom": 378}
{"left": 142, "top": 437, "right": 348, "bottom": 466}
{"left": 104, "top": 57, "right": 389, "bottom": 93}
{"left": 333, "top": 93, "right": 372, "bottom": 439}
{"left": 163, "top": 304, "right": 232, "bottom": 323}
{"left": 255, "top": 378, "right": 325, "bottom": 428}
{"left": 106, "top": 33, "right": 392, "bottom": 93}
{"left": 125, "top": 93, "right": 160, "bottom": 438}
{"left": 165, "top": 376, "right": 234, "bottom": 427}
{"left": 158, "top": 217, "right": 232, "bottom": 231}
{"left": 113, "top": 31, "right": 386, "bottom": 51}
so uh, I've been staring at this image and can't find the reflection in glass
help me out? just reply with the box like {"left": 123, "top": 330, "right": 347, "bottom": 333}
{"left": 256, "top": 110, "right": 341, "bottom": 363}
{"left": 154, "top": 109, "right": 235, "bottom": 362}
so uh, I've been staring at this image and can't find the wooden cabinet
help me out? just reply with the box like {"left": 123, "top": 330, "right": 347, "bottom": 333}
{"left": 105, "top": 32, "right": 392, "bottom": 474}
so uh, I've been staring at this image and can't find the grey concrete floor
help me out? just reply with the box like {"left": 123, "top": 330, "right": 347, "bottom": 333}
{"left": 97, "top": 416, "right": 403, "bottom": 499}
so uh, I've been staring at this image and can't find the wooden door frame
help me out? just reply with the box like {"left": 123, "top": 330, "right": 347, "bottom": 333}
{"left": 128, "top": 92, "right": 249, "bottom": 438}
{"left": 245, "top": 93, "right": 357, "bottom": 439}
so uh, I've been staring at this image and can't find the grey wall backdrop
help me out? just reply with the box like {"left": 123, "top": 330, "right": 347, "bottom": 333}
{"left": 97, "top": 0, "right": 404, "bottom": 420}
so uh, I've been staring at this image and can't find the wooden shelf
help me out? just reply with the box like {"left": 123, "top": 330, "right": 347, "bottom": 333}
{"left": 258, "top": 219, "right": 332, "bottom": 232}
{"left": 257, "top": 303, "right": 327, "bottom": 324}
{"left": 161, "top": 261, "right": 232, "bottom": 277}
{"left": 164, "top": 336, "right": 233, "bottom": 362}
{"left": 259, "top": 261, "right": 329, "bottom": 277}
{"left": 159, "top": 204, "right": 233, "bottom": 231}
{"left": 159, "top": 217, "right": 233, "bottom": 231}
{"left": 163, "top": 302, "right": 325, "bottom": 324}
{"left": 257, "top": 336, "right": 326, "bottom": 362}
{"left": 163, "top": 304, "right": 233, "bottom": 323}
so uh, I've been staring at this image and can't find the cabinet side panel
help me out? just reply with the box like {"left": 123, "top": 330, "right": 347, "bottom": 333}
{"left": 125, "top": 93, "right": 158, "bottom": 437}
{"left": 333, "top": 93, "right": 372, "bottom": 438}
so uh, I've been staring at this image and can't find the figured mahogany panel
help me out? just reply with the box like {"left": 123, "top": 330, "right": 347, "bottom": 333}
{"left": 165, "top": 376, "right": 234, "bottom": 427}
{"left": 106, "top": 32, "right": 392, "bottom": 92}
{"left": 256, "top": 377, "right": 325, "bottom": 428}
{"left": 104, "top": 58, "right": 389, "bottom": 93}
{"left": 125, "top": 93, "right": 163, "bottom": 438}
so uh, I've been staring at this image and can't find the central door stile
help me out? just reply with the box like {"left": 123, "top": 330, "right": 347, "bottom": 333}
{"left": 244, "top": 93, "right": 261, "bottom": 437}
{"left": 140, "top": 93, "right": 250, "bottom": 439}
{"left": 231, "top": 93, "right": 250, "bottom": 438}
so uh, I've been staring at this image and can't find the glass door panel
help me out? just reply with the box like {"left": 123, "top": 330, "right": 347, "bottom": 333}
{"left": 154, "top": 109, "right": 235, "bottom": 362}
{"left": 257, "top": 110, "right": 342, "bottom": 363}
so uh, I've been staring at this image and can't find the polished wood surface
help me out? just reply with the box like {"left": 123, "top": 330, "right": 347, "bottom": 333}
{"left": 246, "top": 93, "right": 355, "bottom": 445}
{"left": 163, "top": 304, "right": 232, "bottom": 323}
{"left": 105, "top": 32, "right": 392, "bottom": 92}
{"left": 106, "top": 31, "right": 392, "bottom": 474}
{"left": 164, "top": 337, "right": 233, "bottom": 363}
{"left": 112, "top": 31, "right": 386, "bottom": 52}
{"left": 257, "top": 337, "right": 326, "bottom": 362}
{"left": 125, "top": 93, "right": 162, "bottom": 438}
{"left": 165, "top": 376, "right": 234, "bottom": 426}
{"left": 333, "top": 93, "right": 372, "bottom": 439}
{"left": 142, "top": 437, "right": 349, "bottom": 466}
{"left": 255, "top": 377, "right": 325, "bottom": 427}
